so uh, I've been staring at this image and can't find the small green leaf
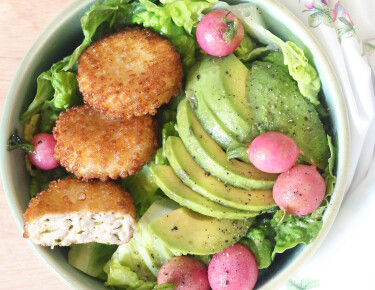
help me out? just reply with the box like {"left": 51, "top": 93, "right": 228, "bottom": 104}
{"left": 221, "top": 12, "right": 239, "bottom": 42}
{"left": 301, "top": 277, "right": 320, "bottom": 289}
{"left": 363, "top": 41, "right": 375, "bottom": 56}
{"left": 7, "top": 131, "right": 33, "bottom": 153}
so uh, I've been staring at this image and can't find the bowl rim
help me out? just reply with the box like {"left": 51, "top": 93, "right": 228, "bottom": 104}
{"left": 0, "top": 0, "right": 350, "bottom": 289}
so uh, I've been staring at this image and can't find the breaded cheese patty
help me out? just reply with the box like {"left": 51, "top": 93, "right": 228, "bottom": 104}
{"left": 77, "top": 27, "right": 183, "bottom": 119}
{"left": 53, "top": 105, "right": 158, "bottom": 181}
{"left": 23, "top": 178, "right": 136, "bottom": 247}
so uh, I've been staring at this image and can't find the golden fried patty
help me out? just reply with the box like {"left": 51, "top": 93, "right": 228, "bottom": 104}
{"left": 24, "top": 178, "right": 136, "bottom": 246}
{"left": 77, "top": 27, "right": 183, "bottom": 119}
{"left": 53, "top": 105, "right": 158, "bottom": 181}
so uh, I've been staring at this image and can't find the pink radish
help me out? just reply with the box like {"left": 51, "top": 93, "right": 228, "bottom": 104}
{"left": 208, "top": 244, "right": 258, "bottom": 290}
{"left": 304, "top": 0, "right": 314, "bottom": 9}
{"left": 196, "top": 10, "right": 244, "bottom": 57}
{"left": 273, "top": 164, "right": 326, "bottom": 216}
{"left": 248, "top": 132, "right": 300, "bottom": 174}
{"left": 158, "top": 256, "right": 210, "bottom": 290}
{"left": 28, "top": 133, "right": 59, "bottom": 170}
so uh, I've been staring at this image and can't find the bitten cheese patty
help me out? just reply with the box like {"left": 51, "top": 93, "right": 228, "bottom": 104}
{"left": 23, "top": 178, "right": 136, "bottom": 247}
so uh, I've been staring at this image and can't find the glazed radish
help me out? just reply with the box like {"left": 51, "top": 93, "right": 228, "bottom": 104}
{"left": 208, "top": 244, "right": 258, "bottom": 290}
{"left": 158, "top": 256, "right": 210, "bottom": 290}
{"left": 273, "top": 164, "right": 326, "bottom": 216}
{"left": 28, "top": 133, "right": 59, "bottom": 170}
{"left": 248, "top": 132, "right": 300, "bottom": 173}
{"left": 196, "top": 10, "right": 244, "bottom": 57}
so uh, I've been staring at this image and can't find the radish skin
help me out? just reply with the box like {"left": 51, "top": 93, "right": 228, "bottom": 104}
{"left": 196, "top": 10, "right": 244, "bottom": 57}
{"left": 208, "top": 244, "right": 258, "bottom": 290}
{"left": 273, "top": 164, "right": 326, "bottom": 215}
{"left": 158, "top": 256, "right": 210, "bottom": 290}
{"left": 29, "top": 133, "right": 59, "bottom": 170}
{"left": 248, "top": 132, "right": 299, "bottom": 174}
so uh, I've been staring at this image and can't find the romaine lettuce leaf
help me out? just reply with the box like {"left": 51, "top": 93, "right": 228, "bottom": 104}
{"left": 21, "top": 56, "right": 81, "bottom": 132}
{"left": 192, "top": 254, "right": 213, "bottom": 266}
{"left": 240, "top": 217, "right": 275, "bottom": 269}
{"left": 132, "top": 2, "right": 196, "bottom": 68}
{"left": 156, "top": 121, "right": 178, "bottom": 165}
{"left": 153, "top": 283, "right": 174, "bottom": 290}
{"left": 213, "top": 2, "right": 321, "bottom": 105}
{"left": 106, "top": 199, "right": 179, "bottom": 287}
{"left": 105, "top": 258, "right": 156, "bottom": 289}
{"left": 120, "top": 163, "right": 162, "bottom": 218}
{"left": 271, "top": 210, "right": 323, "bottom": 257}
{"left": 139, "top": 0, "right": 216, "bottom": 35}
{"left": 323, "top": 135, "right": 337, "bottom": 197}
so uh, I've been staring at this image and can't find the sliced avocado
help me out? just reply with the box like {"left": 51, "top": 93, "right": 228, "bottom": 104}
{"left": 68, "top": 243, "right": 117, "bottom": 280}
{"left": 246, "top": 61, "right": 329, "bottom": 169}
{"left": 177, "top": 99, "right": 276, "bottom": 190}
{"left": 186, "top": 86, "right": 241, "bottom": 150}
{"left": 151, "top": 164, "right": 260, "bottom": 219}
{"left": 166, "top": 136, "right": 276, "bottom": 211}
{"left": 186, "top": 54, "right": 259, "bottom": 147}
{"left": 149, "top": 207, "right": 252, "bottom": 255}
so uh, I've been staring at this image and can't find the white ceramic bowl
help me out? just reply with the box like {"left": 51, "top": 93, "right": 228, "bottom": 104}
{"left": 0, "top": 0, "right": 350, "bottom": 288}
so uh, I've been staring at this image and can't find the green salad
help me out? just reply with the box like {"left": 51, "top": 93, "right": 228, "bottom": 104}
{"left": 10, "top": 0, "right": 337, "bottom": 288}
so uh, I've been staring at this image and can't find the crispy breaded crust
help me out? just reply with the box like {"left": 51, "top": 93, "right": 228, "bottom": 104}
{"left": 53, "top": 105, "right": 158, "bottom": 181}
{"left": 23, "top": 178, "right": 135, "bottom": 239}
{"left": 77, "top": 27, "right": 183, "bottom": 119}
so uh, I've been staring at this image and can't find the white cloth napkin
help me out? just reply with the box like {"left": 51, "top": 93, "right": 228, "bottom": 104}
{"left": 276, "top": 0, "right": 375, "bottom": 289}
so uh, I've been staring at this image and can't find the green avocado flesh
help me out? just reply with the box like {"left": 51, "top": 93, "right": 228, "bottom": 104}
{"left": 165, "top": 136, "right": 276, "bottom": 211}
{"left": 149, "top": 207, "right": 253, "bottom": 255}
{"left": 246, "top": 61, "right": 329, "bottom": 169}
{"left": 185, "top": 54, "right": 258, "bottom": 149}
{"left": 68, "top": 243, "right": 117, "bottom": 280}
{"left": 177, "top": 98, "right": 277, "bottom": 190}
{"left": 150, "top": 164, "right": 259, "bottom": 219}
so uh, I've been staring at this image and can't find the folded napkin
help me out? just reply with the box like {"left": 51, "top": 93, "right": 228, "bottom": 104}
{"left": 276, "top": 0, "right": 375, "bottom": 289}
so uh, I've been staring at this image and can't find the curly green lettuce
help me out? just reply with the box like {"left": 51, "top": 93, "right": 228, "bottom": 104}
{"left": 241, "top": 135, "right": 336, "bottom": 268}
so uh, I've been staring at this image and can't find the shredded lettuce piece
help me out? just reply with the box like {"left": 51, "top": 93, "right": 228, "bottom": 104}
{"left": 241, "top": 217, "right": 275, "bottom": 269}
{"left": 24, "top": 114, "right": 40, "bottom": 141}
{"left": 323, "top": 135, "right": 337, "bottom": 197}
{"left": 139, "top": 0, "right": 217, "bottom": 35}
{"left": 270, "top": 210, "right": 323, "bottom": 257}
{"left": 7, "top": 131, "right": 33, "bottom": 153}
{"left": 120, "top": 163, "right": 162, "bottom": 218}
{"left": 132, "top": 1, "right": 199, "bottom": 68}
{"left": 21, "top": 56, "right": 81, "bottom": 132}
{"left": 157, "top": 121, "right": 179, "bottom": 165}
{"left": 153, "top": 283, "right": 174, "bottom": 290}
{"left": 214, "top": 2, "right": 321, "bottom": 105}
{"left": 234, "top": 34, "right": 257, "bottom": 60}
{"left": 106, "top": 200, "right": 179, "bottom": 288}
{"left": 105, "top": 258, "right": 156, "bottom": 289}
{"left": 192, "top": 254, "right": 213, "bottom": 266}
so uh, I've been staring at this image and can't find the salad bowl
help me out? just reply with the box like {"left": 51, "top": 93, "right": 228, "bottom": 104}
{"left": 0, "top": 0, "right": 350, "bottom": 289}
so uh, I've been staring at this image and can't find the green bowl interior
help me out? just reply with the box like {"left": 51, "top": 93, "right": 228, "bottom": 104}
{"left": 0, "top": 0, "right": 349, "bottom": 289}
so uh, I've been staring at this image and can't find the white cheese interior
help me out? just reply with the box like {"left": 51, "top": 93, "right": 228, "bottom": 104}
{"left": 26, "top": 212, "right": 135, "bottom": 248}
